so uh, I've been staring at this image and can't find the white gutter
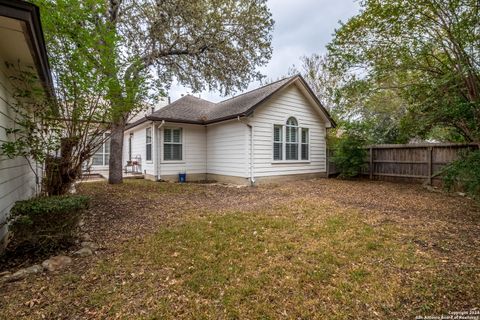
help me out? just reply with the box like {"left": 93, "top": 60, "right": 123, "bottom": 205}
{"left": 154, "top": 120, "right": 165, "bottom": 181}
{"left": 237, "top": 116, "right": 255, "bottom": 185}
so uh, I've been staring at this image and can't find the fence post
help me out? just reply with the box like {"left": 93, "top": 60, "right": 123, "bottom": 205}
{"left": 326, "top": 148, "right": 330, "bottom": 177}
{"left": 427, "top": 146, "right": 433, "bottom": 185}
{"left": 369, "top": 147, "right": 373, "bottom": 180}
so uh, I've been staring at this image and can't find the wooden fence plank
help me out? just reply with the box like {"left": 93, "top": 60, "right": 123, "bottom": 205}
{"left": 369, "top": 147, "right": 373, "bottom": 180}
{"left": 427, "top": 146, "right": 433, "bottom": 185}
{"left": 356, "top": 143, "right": 479, "bottom": 184}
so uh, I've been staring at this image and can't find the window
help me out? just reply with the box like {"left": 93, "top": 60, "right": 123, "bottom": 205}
{"left": 128, "top": 133, "right": 133, "bottom": 161}
{"left": 273, "top": 125, "right": 283, "bottom": 160}
{"left": 301, "top": 128, "right": 309, "bottom": 160}
{"left": 92, "top": 133, "right": 110, "bottom": 166}
{"left": 286, "top": 117, "right": 298, "bottom": 160}
{"left": 146, "top": 127, "right": 152, "bottom": 161}
{"left": 164, "top": 128, "right": 182, "bottom": 161}
{"left": 272, "top": 117, "right": 309, "bottom": 162}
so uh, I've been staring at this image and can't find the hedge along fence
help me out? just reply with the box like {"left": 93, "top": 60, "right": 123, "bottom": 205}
{"left": 359, "top": 143, "right": 480, "bottom": 185}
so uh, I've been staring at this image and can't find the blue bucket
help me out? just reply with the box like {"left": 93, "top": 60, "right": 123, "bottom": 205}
{"left": 178, "top": 173, "right": 186, "bottom": 183}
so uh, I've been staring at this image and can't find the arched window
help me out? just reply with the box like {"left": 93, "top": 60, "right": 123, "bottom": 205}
{"left": 286, "top": 117, "right": 299, "bottom": 160}
{"left": 286, "top": 117, "right": 298, "bottom": 127}
{"left": 273, "top": 117, "right": 309, "bottom": 161}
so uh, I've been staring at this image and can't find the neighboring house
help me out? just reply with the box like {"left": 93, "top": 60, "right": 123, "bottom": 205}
{"left": 123, "top": 75, "right": 335, "bottom": 185}
{"left": 0, "top": 0, "right": 53, "bottom": 248}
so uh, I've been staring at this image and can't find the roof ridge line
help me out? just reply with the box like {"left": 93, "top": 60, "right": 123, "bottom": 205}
{"left": 218, "top": 75, "right": 297, "bottom": 104}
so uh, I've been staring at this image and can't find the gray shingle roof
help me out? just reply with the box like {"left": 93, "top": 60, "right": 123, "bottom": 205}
{"left": 126, "top": 75, "right": 335, "bottom": 129}
{"left": 148, "top": 95, "right": 216, "bottom": 124}
{"left": 203, "top": 76, "right": 293, "bottom": 122}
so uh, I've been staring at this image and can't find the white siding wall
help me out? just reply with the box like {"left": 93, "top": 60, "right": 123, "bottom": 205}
{"left": 248, "top": 84, "right": 327, "bottom": 177}
{"left": 158, "top": 124, "right": 207, "bottom": 177}
{"left": 206, "top": 120, "right": 249, "bottom": 178}
{"left": 0, "top": 64, "right": 37, "bottom": 241}
{"left": 117, "top": 83, "right": 327, "bottom": 182}
{"left": 124, "top": 123, "right": 155, "bottom": 176}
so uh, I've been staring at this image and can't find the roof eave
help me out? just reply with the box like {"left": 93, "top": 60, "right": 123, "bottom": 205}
{"left": 145, "top": 116, "right": 204, "bottom": 125}
{"left": 209, "top": 75, "right": 337, "bottom": 128}
{"left": 0, "top": 0, "right": 53, "bottom": 96}
{"left": 204, "top": 113, "right": 248, "bottom": 125}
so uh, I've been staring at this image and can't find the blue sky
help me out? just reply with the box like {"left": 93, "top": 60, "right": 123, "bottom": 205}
{"left": 168, "top": 0, "right": 360, "bottom": 102}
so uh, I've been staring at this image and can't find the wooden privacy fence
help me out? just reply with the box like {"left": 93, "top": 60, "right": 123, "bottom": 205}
{"left": 363, "top": 143, "right": 479, "bottom": 185}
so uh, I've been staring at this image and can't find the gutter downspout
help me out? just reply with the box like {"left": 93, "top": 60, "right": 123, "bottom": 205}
{"left": 237, "top": 116, "right": 255, "bottom": 186}
{"left": 155, "top": 120, "right": 165, "bottom": 181}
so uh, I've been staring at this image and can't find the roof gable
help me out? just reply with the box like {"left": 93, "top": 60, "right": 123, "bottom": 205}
{"left": 138, "top": 75, "right": 335, "bottom": 128}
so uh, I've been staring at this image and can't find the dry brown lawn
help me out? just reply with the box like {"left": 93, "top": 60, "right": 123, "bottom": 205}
{"left": 0, "top": 178, "right": 479, "bottom": 319}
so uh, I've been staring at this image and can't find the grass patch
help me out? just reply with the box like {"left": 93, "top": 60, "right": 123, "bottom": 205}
{"left": 1, "top": 180, "right": 478, "bottom": 319}
{"left": 84, "top": 199, "right": 432, "bottom": 318}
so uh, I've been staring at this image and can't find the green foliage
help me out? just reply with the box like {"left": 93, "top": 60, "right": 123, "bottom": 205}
{"left": 292, "top": 54, "right": 409, "bottom": 144}
{"left": 33, "top": 0, "right": 275, "bottom": 182}
{"left": 326, "top": 0, "right": 480, "bottom": 143}
{"left": 331, "top": 129, "right": 368, "bottom": 178}
{"left": 6, "top": 195, "right": 90, "bottom": 251}
{"left": 0, "top": 63, "right": 61, "bottom": 165}
{"left": 443, "top": 149, "right": 480, "bottom": 200}
{"left": 1, "top": 0, "right": 116, "bottom": 194}
{"left": 34, "top": 0, "right": 274, "bottom": 114}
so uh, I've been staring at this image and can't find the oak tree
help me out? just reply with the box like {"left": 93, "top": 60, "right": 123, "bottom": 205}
{"left": 35, "top": 0, "right": 274, "bottom": 184}
{"left": 327, "top": 0, "right": 480, "bottom": 143}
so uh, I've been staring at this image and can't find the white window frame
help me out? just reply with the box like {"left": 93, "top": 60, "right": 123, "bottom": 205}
{"left": 146, "top": 127, "right": 153, "bottom": 162}
{"left": 92, "top": 132, "right": 110, "bottom": 167}
{"left": 301, "top": 128, "right": 309, "bottom": 161}
{"left": 273, "top": 124, "right": 283, "bottom": 161}
{"left": 162, "top": 127, "right": 184, "bottom": 163}
{"left": 285, "top": 117, "right": 299, "bottom": 161}
{"left": 128, "top": 132, "right": 133, "bottom": 161}
{"left": 272, "top": 117, "right": 310, "bottom": 163}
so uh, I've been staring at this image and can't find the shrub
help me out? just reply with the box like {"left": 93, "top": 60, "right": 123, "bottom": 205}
{"left": 443, "top": 149, "right": 480, "bottom": 199}
{"left": 332, "top": 132, "right": 367, "bottom": 178}
{"left": 6, "top": 195, "right": 89, "bottom": 251}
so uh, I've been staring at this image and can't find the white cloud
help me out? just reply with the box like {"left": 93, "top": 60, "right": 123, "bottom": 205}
{"left": 168, "top": 0, "right": 360, "bottom": 102}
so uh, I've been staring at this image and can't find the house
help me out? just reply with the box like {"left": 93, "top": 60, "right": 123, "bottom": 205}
{"left": 88, "top": 97, "right": 171, "bottom": 177}
{"left": 118, "top": 75, "right": 335, "bottom": 185}
{"left": 0, "top": 0, "right": 53, "bottom": 248}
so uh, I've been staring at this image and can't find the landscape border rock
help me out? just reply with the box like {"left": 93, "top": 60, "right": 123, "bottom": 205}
{"left": 41, "top": 255, "right": 72, "bottom": 272}
{"left": 1, "top": 264, "right": 43, "bottom": 283}
{"left": 74, "top": 247, "right": 93, "bottom": 257}
{"left": 1, "top": 240, "right": 99, "bottom": 284}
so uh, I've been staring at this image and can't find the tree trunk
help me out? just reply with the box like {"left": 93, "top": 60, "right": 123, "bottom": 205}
{"left": 108, "top": 118, "right": 126, "bottom": 184}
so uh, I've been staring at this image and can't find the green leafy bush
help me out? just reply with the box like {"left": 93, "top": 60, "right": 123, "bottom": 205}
{"left": 7, "top": 195, "right": 89, "bottom": 251}
{"left": 443, "top": 149, "right": 480, "bottom": 199}
{"left": 332, "top": 132, "right": 367, "bottom": 178}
